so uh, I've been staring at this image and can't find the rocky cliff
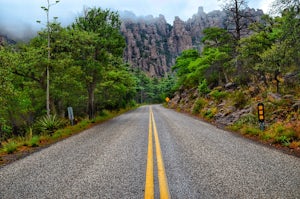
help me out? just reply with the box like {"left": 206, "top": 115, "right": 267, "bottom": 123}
{"left": 0, "top": 34, "right": 16, "bottom": 46}
{"left": 120, "top": 7, "right": 264, "bottom": 77}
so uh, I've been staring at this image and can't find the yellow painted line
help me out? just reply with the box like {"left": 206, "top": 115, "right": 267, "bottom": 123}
{"left": 144, "top": 107, "right": 154, "bottom": 199}
{"left": 151, "top": 109, "right": 171, "bottom": 199}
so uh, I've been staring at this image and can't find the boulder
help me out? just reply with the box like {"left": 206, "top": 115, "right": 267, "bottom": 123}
{"left": 215, "top": 107, "right": 251, "bottom": 126}
{"left": 292, "top": 100, "right": 300, "bottom": 111}
{"left": 267, "top": 92, "right": 282, "bottom": 103}
{"left": 224, "top": 82, "right": 236, "bottom": 90}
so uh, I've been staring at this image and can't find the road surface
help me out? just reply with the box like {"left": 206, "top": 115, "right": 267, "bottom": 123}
{"left": 0, "top": 105, "right": 299, "bottom": 198}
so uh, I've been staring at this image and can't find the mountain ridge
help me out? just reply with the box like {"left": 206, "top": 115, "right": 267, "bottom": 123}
{"left": 120, "top": 6, "right": 264, "bottom": 76}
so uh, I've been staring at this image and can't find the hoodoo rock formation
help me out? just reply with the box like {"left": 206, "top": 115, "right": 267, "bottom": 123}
{"left": 121, "top": 7, "right": 264, "bottom": 76}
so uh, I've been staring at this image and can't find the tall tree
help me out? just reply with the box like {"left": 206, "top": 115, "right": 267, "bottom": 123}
{"left": 201, "top": 27, "right": 235, "bottom": 84}
{"left": 221, "top": 0, "right": 253, "bottom": 41}
{"left": 72, "top": 8, "right": 125, "bottom": 119}
{"left": 220, "top": 0, "right": 255, "bottom": 83}
{"left": 238, "top": 15, "right": 276, "bottom": 85}
{"left": 172, "top": 49, "right": 199, "bottom": 88}
{"left": 271, "top": 0, "right": 300, "bottom": 14}
{"left": 39, "top": 0, "right": 60, "bottom": 116}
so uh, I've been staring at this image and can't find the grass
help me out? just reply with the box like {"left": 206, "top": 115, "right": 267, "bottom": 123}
{"left": 202, "top": 107, "right": 218, "bottom": 120}
{"left": 210, "top": 90, "right": 228, "bottom": 102}
{"left": 26, "top": 136, "right": 40, "bottom": 147}
{"left": 0, "top": 107, "right": 135, "bottom": 158}
{"left": 192, "top": 98, "right": 207, "bottom": 114}
{"left": 2, "top": 142, "right": 18, "bottom": 154}
{"left": 242, "top": 126, "right": 261, "bottom": 136}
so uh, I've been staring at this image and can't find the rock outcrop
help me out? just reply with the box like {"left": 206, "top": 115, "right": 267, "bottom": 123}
{"left": 120, "top": 7, "right": 264, "bottom": 77}
{"left": 0, "top": 34, "right": 16, "bottom": 46}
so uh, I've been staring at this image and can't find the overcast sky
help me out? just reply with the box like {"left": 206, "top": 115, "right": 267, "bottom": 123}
{"left": 0, "top": 0, "right": 272, "bottom": 40}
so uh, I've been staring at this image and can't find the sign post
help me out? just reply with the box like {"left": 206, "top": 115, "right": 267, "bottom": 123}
{"left": 67, "top": 107, "right": 74, "bottom": 126}
{"left": 165, "top": 97, "right": 170, "bottom": 103}
{"left": 257, "top": 103, "right": 265, "bottom": 131}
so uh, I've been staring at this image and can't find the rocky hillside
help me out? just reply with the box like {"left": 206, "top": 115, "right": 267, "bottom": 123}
{"left": 120, "top": 7, "right": 264, "bottom": 76}
{"left": 0, "top": 35, "right": 16, "bottom": 46}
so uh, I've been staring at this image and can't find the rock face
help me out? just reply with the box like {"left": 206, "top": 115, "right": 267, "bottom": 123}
{"left": 0, "top": 35, "right": 16, "bottom": 46}
{"left": 120, "top": 7, "right": 264, "bottom": 77}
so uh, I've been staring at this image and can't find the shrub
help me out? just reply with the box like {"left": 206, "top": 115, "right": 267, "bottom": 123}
{"left": 274, "top": 124, "right": 296, "bottom": 140}
{"left": 77, "top": 120, "right": 90, "bottom": 130}
{"left": 36, "top": 115, "right": 65, "bottom": 135}
{"left": 52, "top": 130, "right": 63, "bottom": 140}
{"left": 232, "top": 91, "right": 247, "bottom": 109}
{"left": 231, "top": 114, "right": 257, "bottom": 130}
{"left": 2, "top": 141, "right": 18, "bottom": 154}
{"left": 236, "top": 114, "right": 257, "bottom": 126}
{"left": 0, "top": 122, "right": 12, "bottom": 142}
{"left": 192, "top": 98, "right": 207, "bottom": 114}
{"left": 198, "top": 79, "right": 210, "bottom": 95}
{"left": 242, "top": 127, "right": 261, "bottom": 136}
{"left": 260, "top": 132, "right": 272, "bottom": 141}
{"left": 275, "top": 135, "right": 290, "bottom": 146}
{"left": 27, "top": 136, "right": 40, "bottom": 147}
{"left": 210, "top": 90, "right": 228, "bottom": 102}
{"left": 289, "top": 141, "right": 300, "bottom": 149}
{"left": 203, "top": 107, "right": 217, "bottom": 119}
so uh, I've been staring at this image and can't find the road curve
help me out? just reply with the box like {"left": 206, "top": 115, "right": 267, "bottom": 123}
{"left": 0, "top": 105, "right": 299, "bottom": 198}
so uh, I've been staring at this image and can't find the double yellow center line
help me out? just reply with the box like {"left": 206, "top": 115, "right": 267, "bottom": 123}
{"left": 144, "top": 106, "right": 170, "bottom": 199}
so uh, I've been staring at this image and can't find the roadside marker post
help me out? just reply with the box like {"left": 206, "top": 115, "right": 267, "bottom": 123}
{"left": 165, "top": 97, "right": 170, "bottom": 103}
{"left": 257, "top": 103, "right": 265, "bottom": 131}
{"left": 67, "top": 107, "right": 74, "bottom": 126}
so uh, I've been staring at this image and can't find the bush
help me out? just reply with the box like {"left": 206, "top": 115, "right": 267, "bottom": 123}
{"left": 260, "top": 132, "right": 273, "bottom": 141}
{"left": 2, "top": 141, "right": 18, "bottom": 154}
{"left": 0, "top": 122, "right": 12, "bottom": 142}
{"left": 235, "top": 114, "right": 257, "bottom": 126}
{"left": 203, "top": 107, "right": 217, "bottom": 119}
{"left": 198, "top": 79, "right": 210, "bottom": 95}
{"left": 275, "top": 135, "right": 290, "bottom": 146}
{"left": 242, "top": 127, "right": 261, "bottom": 136}
{"left": 192, "top": 98, "right": 207, "bottom": 114}
{"left": 26, "top": 136, "right": 40, "bottom": 147}
{"left": 210, "top": 90, "right": 228, "bottom": 102}
{"left": 232, "top": 91, "right": 247, "bottom": 109}
{"left": 36, "top": 115, "right": 65, "bottom": 135}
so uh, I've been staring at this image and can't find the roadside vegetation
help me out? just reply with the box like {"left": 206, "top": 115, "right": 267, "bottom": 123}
{"left": 0, "top": 5, "right": 173, "bottom": 160}
{"left": 0, "top": 108, "right": 133, "bottom": 164}
{"left": 1, "top": 0, "right": 299, "bottom": 160}
{"left": 168, "top": 0, "right": 300, "bottom": 151}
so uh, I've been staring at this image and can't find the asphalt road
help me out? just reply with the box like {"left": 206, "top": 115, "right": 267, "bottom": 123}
{"left": 0, "top": 105, "right": 299, "bottom": 198}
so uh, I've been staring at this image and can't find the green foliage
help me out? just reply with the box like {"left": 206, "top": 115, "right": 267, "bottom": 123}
{"left": 36, "top": 115, "right": 65, "bottom": 135}
{"left": 231, "top": 91, "right": 247, "bottom": 109}
{"left": 242, "top": 127, "right": 261, "bottom": 136}
{"left": 198, "top": 79, "right": 211, "bottom": 95}
{"left": 236, "top": 114, "right": 257, "bottom": 126}
{"left": 192, "top": 98, "right": 207, "bottom": 114}
{"left": 2, "top": 141, "right": 18, "bottom": 154}
{"left": 275, "top": 135, "right": 290, "bottom": 146}
{"left": 26, "top": 136, "right": 40, "bottom": 147}
{"left": 0, "top": 122, "right": 12, "bottom": 142}
{"left": 230, "top": 114, "right": 258, "bottom": 132}
{"left": 132, "top": 68, "right": 176, "bottom": 104}
{"left": 172, "top": 49, "right": 199, "bottom": 88}
{"left": 203, "top": 107, "right": 217, "bottom": 119}
{"left": 210, "top": 90, "right": 228, "bottom": 102}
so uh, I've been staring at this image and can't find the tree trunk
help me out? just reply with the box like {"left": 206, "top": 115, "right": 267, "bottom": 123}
{"left": 275, "top": 70, "right": 280, "bottom": 94}
{"left": 223, "top": 68, "right": 229, "bottom": 83}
